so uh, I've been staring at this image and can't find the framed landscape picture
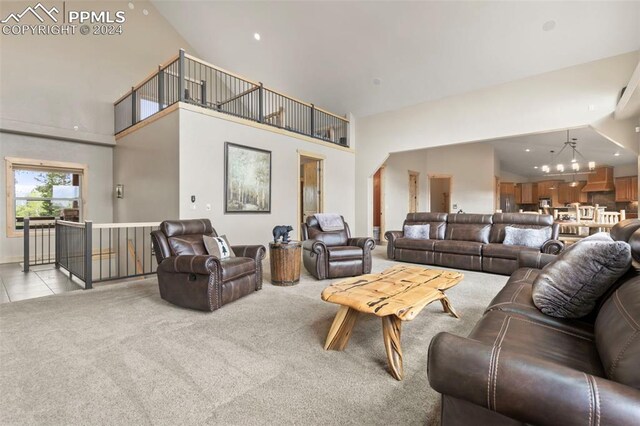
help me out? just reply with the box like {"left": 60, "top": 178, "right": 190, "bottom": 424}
{"left": 225, "top": 142, "right": 272, "bottom": 213}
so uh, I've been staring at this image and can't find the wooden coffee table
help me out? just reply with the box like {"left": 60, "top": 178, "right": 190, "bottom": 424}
{"left": 321, "top": 265, "right": 463, "bottom": 380}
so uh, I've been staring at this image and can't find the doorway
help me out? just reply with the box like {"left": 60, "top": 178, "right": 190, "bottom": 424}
{"left": 373, "top": 167, "right": 385, "bottom": 244}
{"left": 429, "top": 176, "right": 451, "bottom": 213}
{"left": 408, "top": 171, "right": 419, "bottom": 213}
{"left": 298, "top": 152, "right": 324, "bottom": 239}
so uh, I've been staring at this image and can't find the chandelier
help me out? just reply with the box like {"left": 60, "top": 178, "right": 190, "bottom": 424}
{"left": 540, "top": 130, "right": 595, "bottom": 180}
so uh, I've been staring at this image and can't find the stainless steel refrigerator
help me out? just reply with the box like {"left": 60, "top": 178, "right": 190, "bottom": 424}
{"left": 500, "top": 194, "right": 516, "bottom": 213}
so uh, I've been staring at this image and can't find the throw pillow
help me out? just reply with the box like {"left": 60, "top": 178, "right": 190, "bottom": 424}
{"left": 503, "top": 226, "right": 552, "bottom": 249}
{"left": 203, "top": 235, "right": 236, "bottom": 259}
{"left": 403, "top": 224, "right": 430, "bottom": 240}
{"left": 531, "top": 238, "right": 631, "bottom": 318}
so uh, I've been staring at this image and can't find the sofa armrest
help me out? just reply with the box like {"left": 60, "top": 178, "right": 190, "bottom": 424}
{"left": 302, "top": 239, "right": 327, "bottom": 255}
{"left": 230, "top": 245, "right": 266, "bottom": 261}
{"left": 158, "top": 255, "right": 220, "bottom": 275}
{"left": 517, "top": 251, "right": 556, "bottom": 269}
{"left": 347, "top": 237, "right": 375, "bottom": 251}
{"left": 384, "top": 230, "right": 403, "bottom": 242}
{"left": 541, "top": 239, "right": 564, "bottom": 255}
{"left": 428, "top": 332, "right": 640, "bottom": 426}
{"left": 384, "top": 230, "right": 403, "bottom": 259}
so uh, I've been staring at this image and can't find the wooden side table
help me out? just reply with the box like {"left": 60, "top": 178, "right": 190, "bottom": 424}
{"left": 269, "top": 241, "right": 302, "bottom": 286}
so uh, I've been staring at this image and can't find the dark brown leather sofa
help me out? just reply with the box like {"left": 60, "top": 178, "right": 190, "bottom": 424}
{"left": 428, "top": 219, "right": 640, "bottom": 425}
{"left": 301, "top": 215, "right": 375, "bottom": 279}
{"left": 150, "top": 219, "right": 265, "bottom": 311}
{"left": 385, "top": 213, "right": 561, "bottom": 275}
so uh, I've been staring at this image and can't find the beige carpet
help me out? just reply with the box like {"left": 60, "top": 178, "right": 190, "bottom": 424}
{"left": 0, "top": 247, "right": 507, "bottom": 425}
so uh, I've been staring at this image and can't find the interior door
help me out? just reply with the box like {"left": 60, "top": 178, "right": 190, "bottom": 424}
{"left": 302, "top": 161, "right": 320, "bottom": 222}
{"left": 409, "top": 172, "right": 418, "bottom": 213}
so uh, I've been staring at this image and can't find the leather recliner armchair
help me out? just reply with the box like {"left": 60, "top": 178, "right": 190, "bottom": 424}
{"left": 150, "top": 219, "right": 265, "bottom": 311}
{"left": 301, "top": 215, "right": 375, "bottom": 279}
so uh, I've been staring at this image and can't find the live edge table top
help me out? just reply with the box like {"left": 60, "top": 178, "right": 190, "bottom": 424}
{"left": 321, "top": 265, "right": 464, "bottom": 321}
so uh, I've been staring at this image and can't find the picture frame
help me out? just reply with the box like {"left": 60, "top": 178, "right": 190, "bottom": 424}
{"left": 224, "top": 142, "right": 272, "bottom": 213}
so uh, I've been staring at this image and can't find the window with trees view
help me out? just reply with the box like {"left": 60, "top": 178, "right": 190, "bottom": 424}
{"left": 8, "top": 160, "right": 85, "bottom": 232}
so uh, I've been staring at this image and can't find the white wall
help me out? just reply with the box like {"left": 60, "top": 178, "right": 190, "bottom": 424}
{"left": 614, "top": 162, "right": 638, "bottom": 178}
{"left": 0, "top": 133, "right": 113, "bottom": 263}
{"left": 499, "top": 170, "right": 530, "bottom": 183}
{"left": 382, "top": 151, "right": 429, "bottom": 231}
{"left": 355, "top": 52, "right": 639, "bottom": 235}
{"left": 113, "top": 111, "right": 180, "bottom": 222}
{"left": 178, "top": 108, "right": 356, "bottom": 247}
{"left": 424, "top": 143, "right": 496, "bottom": 214}
{"left": 0, "top": 0, "right": 193, "bottom": 145}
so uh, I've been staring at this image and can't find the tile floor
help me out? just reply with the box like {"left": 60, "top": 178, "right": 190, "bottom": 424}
{"left": 0, "top": 263, "right": 84, "bottom": 304}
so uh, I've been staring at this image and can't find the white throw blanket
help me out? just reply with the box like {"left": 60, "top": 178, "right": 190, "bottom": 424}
{"left": 314, "top": 213, "right": 344, "bottom": 231}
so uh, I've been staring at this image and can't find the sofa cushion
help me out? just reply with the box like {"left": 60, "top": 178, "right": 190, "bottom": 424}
{"left": 485, "top": 270, "right": 595, "bottom": 339}
{"left": 503, "top": 226, "right": 552, "bottom": 249}
{"left": 394, "top": 238, "right": 436, "bottom": 251}
{"left": 445, "top": 224, "right": 491, "bottom": 243}
{"left": 434, "top": 240, "right": 483, "bottom": 256}
{"left": 490, "top": 213, "right": 555, "bottom": 243}
{"left": 468, "top": 310, "right": 603, "bottom": 376}
{"left": 483, "top": 243, "right": 537, "bottom": 260}
{"left": 595, "top": 276, "right": 640, "bottom": 390}
{"left": 444, "top": 213, "right": 492, "bottom": 243}
{"left": 203, "top": 235, "right": 235, "bottom": 259}
{"left": 403, "top": 224, "right": 430, "bottom": 239}
{"left": 532, "top": 235, "right": 632, "bottom": 318}
{"left": 404, "top": 212, "right": 448, "bottom": 240}
{"left": 168, "top": 234, "right": 208, "bottom": 256}
{"left": 220, "top": 257, "right": 256, "bottom": 282}
{"left": 327, "top": 246, "right": 363, "bottom": 260}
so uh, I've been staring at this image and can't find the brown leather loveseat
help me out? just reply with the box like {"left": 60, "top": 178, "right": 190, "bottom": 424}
{"left": 151, "top": 219, "right": 266, "bottom": 311}
{"left": 427, "top": 219, "right": 640, "bottom": 425}
{"left": 385, "top": 213, "right": 562, "bottom": 275}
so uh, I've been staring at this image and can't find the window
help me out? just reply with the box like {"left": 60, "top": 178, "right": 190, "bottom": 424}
{"left": 5, "top": 158, "right": 88, "bottom": 237}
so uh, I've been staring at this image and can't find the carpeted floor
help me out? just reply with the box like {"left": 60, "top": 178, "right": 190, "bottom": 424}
{"left": 0, "top": 247, "right": 507, "bottom": 425}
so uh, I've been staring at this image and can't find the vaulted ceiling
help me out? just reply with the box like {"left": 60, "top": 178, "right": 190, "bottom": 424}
{"left": 487, "top": 127, "right": 637, "bottom": 178}
{"left": 152, "top": 1, "right": 640, "bottom": 117}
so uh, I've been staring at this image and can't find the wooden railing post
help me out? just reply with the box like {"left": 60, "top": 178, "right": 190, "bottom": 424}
{"left": 178, "top": 48, "right": 185, "bottom": 102}
{"left": 84, "top": 220, "right": 93, "bottom": 289}
{"left": 201, "top": 80, "right": 207, "bottom": 106}
{"left": 23, "top": 217, "right": 30, "bottom": 272}
{"left": 310, "top": 104, "right": 315, "bottom": 137}
{"left": 158, "top": 65, "right": 164, "bottom": 111}
{"left": 258, "top": 83, "right": 264, "bottom": 123}
{"left": 131, "top": 86, "right": 136, "bottom": 125}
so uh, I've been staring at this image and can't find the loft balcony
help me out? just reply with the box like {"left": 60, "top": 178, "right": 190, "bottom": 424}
{"left": 114, "top": 49, "right": 349, "bottom": 147}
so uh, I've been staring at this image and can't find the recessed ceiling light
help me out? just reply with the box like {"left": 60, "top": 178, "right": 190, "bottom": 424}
{"left": 525, "top": 148, "right": 531, "bottom": 152}
{"left": 373, "top": 77, "right": 382, "bottom": 86}
{"left": 253, "top": 33, "right": 261, "bottom": 41}
{"left": 128, "top": 2, "right": 134, "bottom": 10}
{"left": 143, "top": 9, "right": 149, "bottom": 15}
{"left": 73, "top": 125, "right": 79, "bottom": 131}
{"left": 614, "top": 152, "right": 620, "bottom": 156}
{"left": 542, "top": 20, "right": 556, "bottom": 31}
{"left": 534, "top": 166, "right": 539, "bottom": 169}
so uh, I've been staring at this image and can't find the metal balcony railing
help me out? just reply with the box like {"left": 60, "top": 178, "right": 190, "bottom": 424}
{"left": 114, "top": 49, "right": 349, "bottom": 147}
{"left": 23, "top": 219, "right": 160, "bottom": 289}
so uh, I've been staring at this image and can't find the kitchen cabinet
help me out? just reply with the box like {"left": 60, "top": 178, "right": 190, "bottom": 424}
{"left": 515, "top": 184, "right": 522, "bottom": 204}
{"left": 537, "top": 180, "right": 562, "bottom": 200}
{"left": 500, "top": 182, "right": 515, "bottom": 197}
{"left": 519, "top": 183, "right": 538, "bottom": 204}
{"left": 558, "top": 181, "right": 588, "bottom": 204}
{"left": 615, "top": 176, "right": 638, "bottom": 202}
